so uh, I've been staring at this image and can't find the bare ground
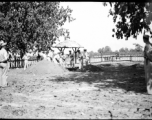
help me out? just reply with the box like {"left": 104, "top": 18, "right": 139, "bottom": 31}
{"left": 0, "top": 61, "right": 152, "bottom": 119}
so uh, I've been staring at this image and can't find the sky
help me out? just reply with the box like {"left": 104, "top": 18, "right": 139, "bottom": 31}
{"left": 57, "top": 2, "right": 151, "bottom": 53}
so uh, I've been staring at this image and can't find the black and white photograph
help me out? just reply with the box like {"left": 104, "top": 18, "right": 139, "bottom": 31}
{"left": 0, "top": 1, "right": 152, "bottom": 119}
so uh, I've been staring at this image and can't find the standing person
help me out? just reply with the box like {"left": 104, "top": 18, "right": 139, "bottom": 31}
{"left": 143, "top": 34, "right": 152, "bottom": 95}
{"left": 27, "top": 49, "right": 32, "bottom": 67}
{"left": 53, "top": 52, "right": 61, "bottom": 64}
{"left": 16, "top": 51, "right": 20, "bottom": 68}
{"left": 47, "top": 48, "right": 54, "bottom": 62}
{"left": 42, "top": 51, "right": 48, "bottom": 60}
{"left": 59, "top": 51, "right": 66, "bottom": 67}
{"left": 83, "top": 49, "right": 89, "bottom": 66}
{"left": 37, "top": 49, "right": 42, "bottom": 61}
{"left": 38, "top": 50, "right": 46, "bottom": 60}
{"left": 10, "top": 52, "right": 15, "bottom": 68}
{"left": 6, "top": 49, "right": 12, "bottom": 70}
{"left": 77, "top": 50, "right": 83, "bottom": 70}
{"left": 69, "top": 50, "right": 74, "bottom": 67}
{"left": 22, "top": 49, "right": 33, "bottom": 70}
{"left": 0, "top": 40, "right": 9, "bottom": 88}
{"left": 22, "top": 50, "right": 30, "bottom": 70}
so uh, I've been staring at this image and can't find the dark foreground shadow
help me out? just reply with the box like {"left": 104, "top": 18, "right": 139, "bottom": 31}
{"left": 51, "top": 62, "right": 147, "bottom": 94}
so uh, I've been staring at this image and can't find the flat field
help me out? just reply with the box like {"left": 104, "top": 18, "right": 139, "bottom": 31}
{"left": 0, "top": 61, "right": 152, "bottom": 119}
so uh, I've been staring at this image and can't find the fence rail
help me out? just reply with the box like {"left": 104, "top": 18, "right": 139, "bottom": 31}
{"left": 7, "top": 55, "right": 144, "bottom": 69}
{"left": 89, "top": 55, "right": 144, "bottom": 63}
{"left": 8, "top": 57, "right": 40, "bottom": 69}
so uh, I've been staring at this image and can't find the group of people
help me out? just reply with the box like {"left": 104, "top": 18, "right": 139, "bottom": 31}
{"left": 52, "top": 49, "right": 90, "bottom": 70}
{"left": 0, "top": 36, "right": 151, "bottom": 95}
{"left": 0, "top": 43, "right": 90, "bottom": 88}
{"left": 36, "top": 48, "right": 89, "bottom": 70}
{"left": 77, "top": 49, "right": 89, "bottom": 70}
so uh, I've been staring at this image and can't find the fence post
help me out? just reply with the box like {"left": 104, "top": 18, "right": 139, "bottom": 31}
{"left": 14, "top": 56, "right": 16, "bottom": 68}
{"left": 130, "top": 55, "right": 132, "bottom": 61}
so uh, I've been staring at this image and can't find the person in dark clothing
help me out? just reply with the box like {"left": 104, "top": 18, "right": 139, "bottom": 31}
{"left": 69, "top": 50, "right": 74, "bottom": 67}
{"left": 143, "top": 34, "right": 152, "bottom": 95}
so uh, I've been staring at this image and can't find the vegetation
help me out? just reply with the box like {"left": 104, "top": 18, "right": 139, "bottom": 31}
{"left": 90, "top": 44, "right": 144, "bottom": 57}
{"left": 0, "top": 2, "right": 75, "bottom": 55}
{"left": 103, "top": 2, "right": 152, "bottom": 40}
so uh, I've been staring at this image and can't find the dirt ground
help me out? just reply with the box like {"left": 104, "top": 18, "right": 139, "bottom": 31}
{"left": 0, "top": 61, "right": 152, "bottom": 119}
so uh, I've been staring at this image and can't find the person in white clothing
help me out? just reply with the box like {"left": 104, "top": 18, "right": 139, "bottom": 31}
{"left": 47, "top": 48, "right": 54, "bottom": 62}
{"left": 77, "top": 50, "right": 83, "bottom": 70}
{"left": 0, "top": 40, "right": 8, "bottom": 88}
{"left": 59, "top": 51, "right": 66, "bottom": 67}
{"left": 53, "top": 52, "right": 61, "bottom": 64}
{"left": 22, "top": 50, "right": 30, "bottom": 70}
{"left": 41, "top": 51, "right": 48, "bottom": 60}
{"left": 83, "top": 49, "right": 89, "bottom": 66}
{"left": 23, "top": 51, "right": 29, "bottom": 70}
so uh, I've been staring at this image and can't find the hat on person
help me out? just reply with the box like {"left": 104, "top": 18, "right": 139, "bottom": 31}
{"left": 143, "top": 35, "right": 149, "bottom": 40}
{"left": 143, "top": 34, "right": 152, "bottom": 43}
{"left": 0, "top": 40, "right": 7, "bottom": 46}
{"left": 77, "top": 50, "right": 80, "bottom": 52}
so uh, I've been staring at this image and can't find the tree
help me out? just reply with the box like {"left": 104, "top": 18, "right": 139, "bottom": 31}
{"left": 104, "top": 46, "right": 112, "bottom": 53}
{"left": 103, "top": 2, "right": 152, "bottom": 40}
{"left": 114, "top": 50, "right": 119, "bottom": 56}
{"left": 88, "top": 51, "right": 94, "bottom": 57}
{"left": 88, "top": 51, "right": 99, "bottom": 57}
{"left": 119, "top": 47, "right": 130, "bottom": 53}
{"left": 0, "top": 2, "right": 75, "bottom": 55}
{"left": 133, "top": 43, "right": 143, "bottom": 52}
{"left": 114, "top": 50, "right": 119, "bottom": 53}
{"left": 119, "top": 47, "right": 126, "bottom": 53}
{"left": 129, "top": 48, "right": 135, "bottom": 52}
{"left": 124, "top": 47, "right": 129, "bottom": 52}
{"left": 98, "top": 47, "right": 104, "bottom": 56}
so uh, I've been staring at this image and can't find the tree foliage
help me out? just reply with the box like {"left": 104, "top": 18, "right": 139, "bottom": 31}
{"left": 98, "top": 47, "right": 104, "bottom": 55}
{"left": 0, "top": 2, "right": 75, "bottom": 54}
{"left": 133, "top": 43, "right": 143, "bottom": 52}
{"left": 98, "top": 46, "right": 112, "bottom": 55}
{"left": 104, "top": 46, "right": 112, "bottom": 53}
{"left": 119, "top": 48, "right": 126, "bottom": 53}
{"left": 103, "top": 2, "right": 152, "bottom": 40}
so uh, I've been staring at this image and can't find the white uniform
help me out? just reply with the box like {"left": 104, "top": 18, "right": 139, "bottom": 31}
{"left": 53, "top": 54, "right": 60, "bottom": 64}
{"left": 77, "top": 52, "right": 83, "bottom": 69}
{"left": 0, "top": 48, "right": 8, "bottom": 62}
{"left": 47, "top": 50, "right": 54, "bottom": 61}
{"left": 23, "top": 52, "right": 32, "bottom": 70}
{"left": 39, "top": 52, "right": 47, "bottom": 60}
{"left": 83, "top": 51, "right": 89, "bottom": 66}
{"left": 0, "top": 48, "right": 8, "bottom": 87}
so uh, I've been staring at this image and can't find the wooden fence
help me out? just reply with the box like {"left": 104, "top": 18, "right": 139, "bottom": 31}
{"left": 7, "top": 55, "right": 144, "bottom": 69}
{"left": 8, "top": 56, "right": 40, "bottom": 69}
{"left": 89, "top": 55, "right": 144, "bottom": 63}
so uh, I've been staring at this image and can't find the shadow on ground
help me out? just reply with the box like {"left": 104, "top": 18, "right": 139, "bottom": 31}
{"left": 51, "top": 62, "right": 147, "bottom": 94}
